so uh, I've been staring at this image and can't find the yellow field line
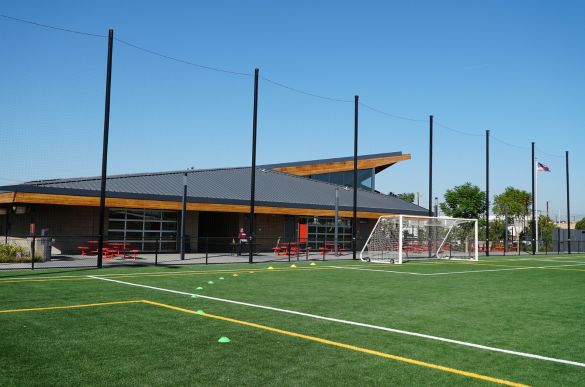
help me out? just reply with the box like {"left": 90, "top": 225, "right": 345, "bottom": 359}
{"left": 106, "top": 266, "right": 334, "bottom": 280}
{"left": 462, "top": 262, "right": 585, "bottom": 273}
{"left": 536, "top": 267, "right": 585, "bottom": 273}
{"left": 142, "top": 300, "right": 528, "bottom": 387}
{"left": 342, "top": 262, "right": 585, "bottom": 276}
{"left": 0, "top": 266, "right": 332, "bottom": 283}
{"left": 0, "top": 277, "right": 95, "bottom": 284}
{"left": 463, "top": 263, "right": 540, "bottom": 268}
{"left": 485, "top": 258, "right": 585, "bottom": 263}
{"left": 0, "top": 300, "right": 143, "bottom": 314}
{"left": 2, "top": 259, "right": 583, "bottom": 284}
{"left": 0, "top": 298, "right": 528, "bottom": 385}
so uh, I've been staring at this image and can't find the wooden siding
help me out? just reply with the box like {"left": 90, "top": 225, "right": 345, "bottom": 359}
{"left": 272, "top": 154, "right": 411, "bottom": 176}
{"left": 0, "top": 192, "right": 395, "bottom": 219}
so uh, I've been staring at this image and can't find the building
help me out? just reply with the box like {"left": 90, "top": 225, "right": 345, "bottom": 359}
{"left": 0, "top": 151, "right": 427, "bottom": 254}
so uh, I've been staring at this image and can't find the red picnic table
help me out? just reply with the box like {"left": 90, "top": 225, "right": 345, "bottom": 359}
{"left": 79, "top": 241, "right": 139, "bottom": 260}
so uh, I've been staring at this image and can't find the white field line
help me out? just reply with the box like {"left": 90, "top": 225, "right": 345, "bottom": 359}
{"left": 89, "top": 275, "right": 585, "bottom": 368}
{"left": 334, "top": 263, "right": 585, "bottom": 276}
{"left": 330, "top": 266, "right": 426, "bottom": 275}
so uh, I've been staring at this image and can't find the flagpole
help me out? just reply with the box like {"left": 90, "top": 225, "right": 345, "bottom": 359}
{"left": 535, "top": 158, "right": 539, "bottom": 254}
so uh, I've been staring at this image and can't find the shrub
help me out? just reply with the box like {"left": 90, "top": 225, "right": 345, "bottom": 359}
{"left": 0, "top": 243, "right": 42, "bottom": 263}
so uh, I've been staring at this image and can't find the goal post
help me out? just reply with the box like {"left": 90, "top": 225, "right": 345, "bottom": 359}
{"left": 360, "top": 215, "right": 479, "bottom": 264}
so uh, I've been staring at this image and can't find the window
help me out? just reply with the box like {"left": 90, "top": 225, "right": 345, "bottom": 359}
{"left": 107, "top": 208, "right": 178, "bottom": 252}
{"left": 299, "top": 216, "right": 353, "bottom": 249}
{"left": 310, "top": 169, "right": 374, "bottom": 191}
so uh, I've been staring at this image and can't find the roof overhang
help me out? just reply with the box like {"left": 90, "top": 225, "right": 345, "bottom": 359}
{"left": 0, "top": 191, "right": 426, "bottom": 219}
{"left": 270, "top": 153, "right": 411, "bottom": 176}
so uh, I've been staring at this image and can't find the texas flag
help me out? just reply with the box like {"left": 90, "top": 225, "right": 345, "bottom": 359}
{"left": 537, "top": 162, "right": 551, "bottom": 172}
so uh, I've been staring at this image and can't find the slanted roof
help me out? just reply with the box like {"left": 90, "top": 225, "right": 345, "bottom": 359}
{"left": 262, "top": 152, "right": 411, "bottom": 176}
{"left": 0, "top": 167, "right": 427, "bottom": 217}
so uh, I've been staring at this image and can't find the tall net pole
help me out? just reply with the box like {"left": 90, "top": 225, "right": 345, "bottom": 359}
{"left": 97, "top": 29, "right": 114, "bottom": 269}
{"left": 427, "top": 115, "right": 433, "bottom": 257}
{"left": 352, "top": 95, "right": 358, "bottom": 260}
{"left": 180, "top": 172, "right": 187, "bottom": 260}
{"left": 531, "top": 142, "right": 536, "bottom": 255}
{"left": 566, "top": 151, "right": 571, "bottom": 254}
{"left": 485, "top": 129, "right": 490, "bottom": 256}
{"left": 249, "top": 68, "right": 259, "bottom": 264}
{"left": 428, "top": 115, "right": 433, "bottom": 217}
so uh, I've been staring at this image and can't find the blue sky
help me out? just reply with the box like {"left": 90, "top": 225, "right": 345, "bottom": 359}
{"left": 1, "top": 1, "right": 584, "bottom": 218}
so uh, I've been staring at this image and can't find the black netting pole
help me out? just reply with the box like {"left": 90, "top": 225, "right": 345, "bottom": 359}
{"left": 531, "top": 142, "right": 536, "bottom": 255}
{"left": 31, "top": 234, "right": 36, "bottom": 270}
{"left": 249, "top": 68, "right": 259, "bottom": 264}
{"left": 486, "top": 129, "right": 490, "bottom": 256}
{"left": 180, "top": 173, "right": 187, "bottom": 260}
{"left": 352, "top": 95, "right": 359, "bottom": 260}
{"left": 97, "top": 29, "right": 114, "bottom": 269}
{"left": 155, "top": 239, "right": 159, "bottom": 266}
{"left": 566, "top": 151, "right": 571, "bottom": 254}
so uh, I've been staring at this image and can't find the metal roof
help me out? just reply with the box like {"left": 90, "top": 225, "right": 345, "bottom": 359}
{"left": 0, "top": 167, "right": 427, "bottom": 215}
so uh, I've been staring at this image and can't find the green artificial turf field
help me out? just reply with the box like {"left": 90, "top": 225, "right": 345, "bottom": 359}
{"left": 1, "top": 255, "right": 585, "bottom": 386}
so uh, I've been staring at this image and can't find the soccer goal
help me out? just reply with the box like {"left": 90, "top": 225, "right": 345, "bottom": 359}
{"left": 360, "top": 215, "right": 479, "bottom": 264}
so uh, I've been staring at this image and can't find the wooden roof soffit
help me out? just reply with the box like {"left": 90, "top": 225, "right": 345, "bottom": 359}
{"left": 0, "top": 192, "right": 395, "bottom": 219}
{"left": 272, "top": 154, "right": 411, "bottom": 176}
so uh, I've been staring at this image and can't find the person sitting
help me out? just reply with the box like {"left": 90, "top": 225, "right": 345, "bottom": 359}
{"left": 237, "top": 228, "right": 248, "bottom": 256}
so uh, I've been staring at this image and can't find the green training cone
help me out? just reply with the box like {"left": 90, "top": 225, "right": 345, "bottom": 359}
{"left": 233, "top": 274, "right": 239, "bottom": 277}
{"left": 196, "top": 286, "right": 204, "bottom": 290}
{"left": 196, "top": 310, "right": 205, "bottom": 315}
{"left": 191, "top": 294, "right": 198, "bottom": 298}
{"left": 208, "top": 281, "right": 215, "bottom": 285}
{"left": 218, "top": 337, "right": 231, "bottom": 343}
{"left": 219, "top": 277, "right": 225, "bottom": 280}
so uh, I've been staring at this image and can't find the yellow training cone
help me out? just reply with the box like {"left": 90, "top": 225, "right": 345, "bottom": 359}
{"left": 309, "top": 262, "right": 316, "bottom": 266}
{"left": 233, "top": 274, "right": 239, "bottom": 277}
{"left": 267, "top": 266, "right": 274, "bottom": 270}
{"left": 290, "top": 264, "right": 297, "bottom": 268}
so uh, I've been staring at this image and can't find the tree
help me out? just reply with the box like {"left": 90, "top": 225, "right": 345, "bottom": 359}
{"left": 493, "top": 187, "right": 532, "bottom": 245}
{"left": 493, "top": 187, "right": 532, "bottom": 223}
{"left": 439, "top": 183, "right": 486, "bottom": 219}
{"left": 525, "top": 215, "right": 556, "bottom": 248}
{"left": 395, "top": 192, "right": 415, "bottom": 203}
{"left": 576, "top": 218, "right": 585, "bottom": 230}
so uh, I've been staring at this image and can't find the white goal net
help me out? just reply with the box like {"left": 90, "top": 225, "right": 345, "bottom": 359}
{"left": 360, "top": 215, "right": 479, "bottom": 264}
